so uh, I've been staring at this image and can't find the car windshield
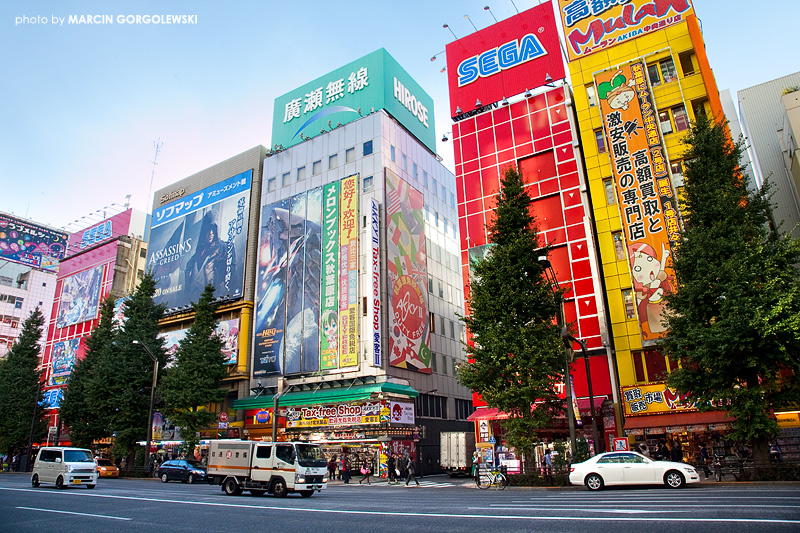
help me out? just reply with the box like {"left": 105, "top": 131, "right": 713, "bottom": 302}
{"left": 296, "top": 444, "right": 327, "bottom": 467}
{"left": 96, "top": 459, "right": 113, "bottom": 466}
{"left": 64, "top": 450, "right": 94, "bottom": 463}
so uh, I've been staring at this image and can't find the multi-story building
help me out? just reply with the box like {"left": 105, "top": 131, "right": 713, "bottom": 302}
{"left": 0, "top": 213, "right": 67, "bottom": 358}
{"left": 559, "top": 0, "right": 735, "bottom": 458}
{"left": 40, "top": 208, "right": 149, "bottom": 443}
{"left": 738, "top": 72, "right": 800, "bottom": 237}
{"left": 443, "top": 3, "right": 620, "bottom": 463}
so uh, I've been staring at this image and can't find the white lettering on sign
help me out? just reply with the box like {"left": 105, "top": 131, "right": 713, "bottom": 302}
{"left": 457, "top": 33, "right": 547, "bottom": 87}
{"left": 393, "top": 78, "right": 429, "bottom": 128}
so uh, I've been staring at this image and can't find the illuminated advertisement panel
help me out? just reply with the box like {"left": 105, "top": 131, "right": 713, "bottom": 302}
{"left": 445, "top": 2, "right": 565, "bottom": 117}
{"left": 0, "top": 214, "right": 68, "bottom": 272}
{"left": 338, "top": 175, "right": 359, "bottom": 368}
{"left": 66, "top": 210, "right": 132, "bottom": 257}
{"left": 621, "top": 382, "right": 697, "bottom": 416}
{"left": 56, "top": 264, "right": 104, "bottom": 329}
{"left": 385, "top": 169, "right": 431, "bottom": 373}
{"left": 253, "top": 198, "right": 291, "bottom": 376}
{"left": 369, "top": 198, "right": 382, "bottom": 367}
{"left": 557, "top": 0, "right": 694, "bottom": 62}
{"left": 595, "top": 59, "right": 682, "bottom": 343}
{"left": 148, "top": 170, "right": 251, "bottom": 310}
{"left": 320, "top": 182, "right": 340, "bottom": 370}
{"left": 48, "top": 337, "right": 83, "bottom": 386}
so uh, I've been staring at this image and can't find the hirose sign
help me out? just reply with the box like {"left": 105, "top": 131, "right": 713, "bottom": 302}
{"left": 445, "top": 2, "right": 564, "bottom": 117}
{"left": 272, "top": 48, "right": 436, "bottom": 153}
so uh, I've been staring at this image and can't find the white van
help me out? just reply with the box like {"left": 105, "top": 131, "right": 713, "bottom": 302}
{"left": 31, "top": 447, "right": 98, "bottom": 489}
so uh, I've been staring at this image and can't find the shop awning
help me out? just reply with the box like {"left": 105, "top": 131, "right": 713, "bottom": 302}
{"left": 623, "top": 410, "right": 733, "bottom": 429}
{"left": 232, "top": 382, "right": 418, "bottom": 410}
{"left": 467, "top": 407, "right": 510, "bottom": 421}
{"left": 577, "top": 396, "right": 607, "bottom": 416}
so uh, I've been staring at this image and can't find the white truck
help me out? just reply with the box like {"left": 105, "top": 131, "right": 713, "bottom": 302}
{"left": 206, "top": 440, "right": 327, "bottom": 497}
{"left": 440, "top": 431, "right": 476, "bottom": 477}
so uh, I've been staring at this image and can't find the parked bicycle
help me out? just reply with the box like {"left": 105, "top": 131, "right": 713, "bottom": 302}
{"left": 476, "top": 468, "right": 508, "bottom": 490}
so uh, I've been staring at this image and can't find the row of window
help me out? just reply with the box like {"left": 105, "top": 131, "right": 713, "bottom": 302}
{"left": 602, "top": 160, "right": 684, "bottom": 206}
{"left": 631, "top": 349, "right": 674, "bottom": 384}
{"left": 424, "top": 205, "right": 458, "bottom": 240}
{"left": 427, "top": 278, "right": 462, "bottom": 309}
{"left": 415, "top": 394, "right": 473, "bottom": 421}
{"left": 267, "top": 141, "right": 375, "bottom": 192}
{"left": 428, "top": 311, "right": 459, "bottom": 340}
{"left": 0, "top": 294, "right": 24, "bottom": 305}
{"left": 391, "top": 145, "right": 456, "bottom": 209}
{"left": 594, "top": 104, "right": 690, "bottom": 155}
{"left": 0, "top": 315, "right": 20, "bottom": 327}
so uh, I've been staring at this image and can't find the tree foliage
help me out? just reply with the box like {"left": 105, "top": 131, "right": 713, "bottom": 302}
{"left": 456, "top": 166, "right": 565, "bottom": 460}
{"left": 0, "top": 307, "right": 47, "bottom": 458}
{"left": 159, "top": 285, "right": 227, "bottom": 456}
{"left": 661, "top": 114, "right": 800, "bottom": 462}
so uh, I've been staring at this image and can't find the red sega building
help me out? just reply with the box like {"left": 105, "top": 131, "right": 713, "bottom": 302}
{"left": 444, "top": 3, "right": 622, "bottom": 456}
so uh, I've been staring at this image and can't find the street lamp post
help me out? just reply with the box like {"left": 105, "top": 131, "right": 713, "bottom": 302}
{"left": 562, "top": 333, "right": 602, "bottom": 455}
{"left": 133, "top": 340, "right": 158, "bottom": 476}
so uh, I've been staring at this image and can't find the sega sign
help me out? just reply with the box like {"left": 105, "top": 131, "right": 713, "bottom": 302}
{"left": 445, "top": 2, "right": 565, "bottom": 117}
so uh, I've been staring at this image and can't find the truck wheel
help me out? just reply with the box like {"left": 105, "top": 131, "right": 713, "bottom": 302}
{"left": 300, "top": 490, "right": 314, "bottom": 497}
{"left": 223, "top": 478, "right": 242, "bottom": 496}
{"left": 272, "top": 479, "right": 288, "bottom": 498}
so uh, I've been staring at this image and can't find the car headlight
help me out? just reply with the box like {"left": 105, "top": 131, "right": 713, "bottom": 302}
{"left": 65, "top": 465, "right": 72, "bottom": 473}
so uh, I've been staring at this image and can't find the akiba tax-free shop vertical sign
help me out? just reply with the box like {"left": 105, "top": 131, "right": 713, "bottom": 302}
{"left": 594, "top": 59, "right": 682, "bottom": 343}
{"left": 385, "top": 169, "right": 431, "bottom": 373}
{"left": 369, "top": 198, "right": 382, "bottom": 367}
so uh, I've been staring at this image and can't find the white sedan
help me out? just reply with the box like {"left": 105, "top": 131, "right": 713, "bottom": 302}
{"left": 569, "top": 451, "right": 700, "bottom": 490}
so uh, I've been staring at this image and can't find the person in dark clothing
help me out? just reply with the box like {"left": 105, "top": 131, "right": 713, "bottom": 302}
{"left": 340, "top": 455, "right": 351, "bottom": 484}
{"left": 699, "top": 443, "right": 711, "bottom": 478}
{"left": 404, "top": 455, "right": 419, "bottom": 487}
{"left": 655, "top": 441, "right": 669, "bottom": 460}
{"left": 327, "top": 454, "right": 337, "bottom": 481}
{"left": 387, "top": 454, "right": 397, "bottom": 484}
{"left": 670, "top": 442, "right": 683, "bottom": 463}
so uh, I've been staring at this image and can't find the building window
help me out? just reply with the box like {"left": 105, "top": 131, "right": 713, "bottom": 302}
{"left": 297, "top": 166, "right": 306, "bottom": 181}
{"left": 312, "top": 160, "right": 322, "bottom": 175}
{"left": 268, "top": 177, "right": 277, "bottom": 191}
{"left": 429, "top": 312, "right": 436, "bottom": 333}
{"left": 329, "top": 154, "right": 338, "bottom": 169}
{"left": 390, "top": 145, "right": 396, "bottom": 162}
{"left": 693, "top": 98, "right": 709, "bottom": 120}
{"left": 622, "top": 289, "right": 636, "bottom": 320}
{"left": 633, "top": 352, "right": 646, "bottom": 383}
{"left": 648, "top": 57, "right": 678, "bottom": 86}
{"left": 402, "top": 154, "right": 407, "bottom": 172}
{"left": 612, "top": 231, "right": 626, "bottom": 261}
{"left": 416, "top": 393, "right": 447, "bottom": 418}
{"left": 282, "top": 172, "right": 291, "bottom": 187}
{"left": 450, "top": 192, "right": 456, "bottom": 209}
{"left": 363, "top": 140, "right": 373, "bottom": 156}
{"left": 432, "top": 178, "right": 438, "bottom": 197}
{"left": 434, "top": 211, "right": 439, "bottom": 228}
{"left": 586, "top": 84, "right": 597, "bottom": 107}
{"left": 678, "top": 51, "right": 695, "bottom": 76}
{"left": 423, "top": 170, "right": 428, "bottom": 187}
{"left": 345, "top": 147, "right": 355, "bottom": 163}
{"left": 658, "top": 110, "right": 673, "bottom": 135}
{"left": 438, "top": 280, "right": 444, "bottom": 299}
{"left": 431, "top": 352, "right": 437, "bottom": 372}
{"left": 428, "top": 278, "right": 433, "bottom": 293}
{"left": 455, "top": 398, "right": 473, "bottom": 420}
{"left": 363, "top": 175, "right": 374, "bottom": 191}
{"left": 672, "top": 105, "right": 690, "bottom": 132}
{"left": 645, "top": 350, "right": 670, "bottom": 381}
{"left": 413, "top": 163, "right": 418, "bottom": 181}
{"left": 670, "top": 161, "right": 684, "bottom": 188}
{"left": 594, "top": 129, "right": 606, "bottom": 154}
{"left": 603, "top": 178, "right": 616, "bottom": 205}
{"left": 450, "top": 320, "right": 455, "bottom": 339}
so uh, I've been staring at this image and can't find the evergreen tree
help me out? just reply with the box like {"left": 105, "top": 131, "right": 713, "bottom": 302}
{"left": 159, "top": 286, "right": 227, "bottom": 456}
{"left": 456, "top": 166, "right": 565, "bottom": 464}
{"left": 60, "top": 296, "right": 116, "bottom": 448}
{"left": 0, "top": 307, "right": 47, "bottom": 461}
{"left": 661, "top": 114, "right": 800, "bottom": 464}
{"left": 100, "top": 271, "right": 166, "bottom": 462}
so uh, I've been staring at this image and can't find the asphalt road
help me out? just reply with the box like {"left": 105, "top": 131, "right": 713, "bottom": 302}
{"left": 1, "top": 473, "right": 798, "bottom": 532}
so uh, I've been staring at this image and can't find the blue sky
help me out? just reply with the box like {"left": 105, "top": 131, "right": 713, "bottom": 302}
{"left": 1, "top": 0, "right": 796, "bottom": 230}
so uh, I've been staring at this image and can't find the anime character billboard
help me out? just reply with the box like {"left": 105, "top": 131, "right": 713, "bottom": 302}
{"left": 0, "top": 214, "right": 68, "bottom": 272}
{"left": 148, "top": 170, "right": 251, "bottom": 310}
{"left": 49, "top": 337, "right": 83, "bottom": 386}
{"left": 385, "top": 169, "right": 431, "bottom": 373}
{"left": 56, "top": 265, "right": 104, "bottom": 329}
{"left": 595, "top": 60, "right": 682, "bottom": 342}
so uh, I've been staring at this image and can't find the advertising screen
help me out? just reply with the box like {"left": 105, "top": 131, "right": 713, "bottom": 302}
{"left": 557, "top": 0, "right": 694, "bottom": 62}
{"left": 0, "top": 213, "right": 68, "bottom": 272}
{"left": 158, "top": 317, "right": 240, "bottom": 365}
{"left": 385, "top": 169, "right": 431, "bottom": 373}
{"left": 148, "top": 170, "right": 251, "bottom": 310}
{"left": 445, "top": 2, "right": 565, "bottom": 117}
{"left": 595, "top": 59, "right": 682, "bottom": 344}
{"left": 48, "top": 337, "right": 83, "bottom": 386}
{"left": 56, "top": 264, "right": 104, "bottom": 329}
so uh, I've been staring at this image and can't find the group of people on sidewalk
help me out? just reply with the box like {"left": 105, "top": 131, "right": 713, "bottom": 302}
{"left": 326, "top": 453, "right": 419, "bottom": 486}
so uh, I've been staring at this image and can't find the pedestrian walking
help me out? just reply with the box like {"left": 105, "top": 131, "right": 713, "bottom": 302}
{"left": 699, "top": 443, "right": 711, "bottom": 478}
{"left": 397, "top": 453, "right": 407, "bottom": 481}
{"left": 670, "top": 442, "right": 683, "bottom": 463}
{"left": 340, "top": 455, "right": 351, "bottom": 484}
{"left": 404, "top": 455, "right": 419, "bottom": 487}
{"left": 471, "top": 450, "right": 480, "bottom": 482}
{"left": 358, "top": 457, "right": 372, "bottom": 484}
{"left": 387, "top": 454, "right": 397, "bottom": 484}
{"left": 543, "top": 448, "right": 553, "bottom": 484}
{"left": 327, "top": 454, "right": 337, "bottom": 481}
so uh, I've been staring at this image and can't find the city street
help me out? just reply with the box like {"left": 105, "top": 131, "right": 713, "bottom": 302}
{"left": 0, "top": 473, "right": 798, "bottom": 532}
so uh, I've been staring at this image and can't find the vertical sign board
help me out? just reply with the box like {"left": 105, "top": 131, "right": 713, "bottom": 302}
{"left": 320, "top": 182, "right": 341, "bottom": 370}
{"left": 369, "top": 198, "right": 382, "bottom": 367}
{"left": 595, "top": 60, "right": 682, "bottom": 344}
{"left": 339, "top": 175, "right": 359, "bottom": 368}
{"left": 253, "top": 198, "right": 291, "bottom": 376}
{"left": 557, "top": 0, "right": 694, "bottom": 62}
{"left": 385, "top": 169, "right": 432, "bottom": 373}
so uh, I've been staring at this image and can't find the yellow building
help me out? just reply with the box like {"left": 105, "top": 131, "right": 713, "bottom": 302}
{"left": 559, "top": 1, "right": 732, "bottom": 458}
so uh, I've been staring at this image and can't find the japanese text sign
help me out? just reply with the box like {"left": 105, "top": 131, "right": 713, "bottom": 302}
{"left": 621, "top": 382, "right": 697, "bottom": 416}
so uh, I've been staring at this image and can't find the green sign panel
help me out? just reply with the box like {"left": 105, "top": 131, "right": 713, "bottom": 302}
{"left": 272, "top": 48, "right": 436, "bottom": 153}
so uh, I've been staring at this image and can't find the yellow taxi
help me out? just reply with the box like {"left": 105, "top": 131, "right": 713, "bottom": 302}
{"left": 95, "top": 457, "right": 120, "bottom": 478}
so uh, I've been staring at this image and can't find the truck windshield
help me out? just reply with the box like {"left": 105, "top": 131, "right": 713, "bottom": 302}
{"left": 296, "top": 444, "right": 326, "bottom": 467}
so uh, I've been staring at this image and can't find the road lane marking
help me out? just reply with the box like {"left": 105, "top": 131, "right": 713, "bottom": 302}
{"left": 469, "top": 507, "right": 686, "bottom": 514}
{"left": 17, "top": 507, "right": 131, "bottom": 520}
{"left": 2, "top": 488, "right": 798, "bottom": 525}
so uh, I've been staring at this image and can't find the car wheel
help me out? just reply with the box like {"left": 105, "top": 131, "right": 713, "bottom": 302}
{"left": 223, "top": 478, "right": 242, "bottom": 496}
{"left": 31, "top": 474, "right": 40, "bottom": 488}
{"left": 300, "top": 490, "right": 314, "bottom": 497}
{"left": 188, "top": 474, "right": 194, "bottom": 484}
{"left": 161, "top": 473, "right": 169, "bottom": 483}
{"left": 585, "top": 473, "right": 604, "bottom": 491}
{"left": 664, "top": 470, "right": 685, "bottom": 489}
{"left": 86, "top": 484, "right": 95, "bottom": 490}
{"left": 272, "top": 479, "right": 288, "bottom": 498}
{"left": 249, "top": 490, "right": 266, "bottom": 497}
{"left": 55, "top": 476, "right": 64, "bottom": 490}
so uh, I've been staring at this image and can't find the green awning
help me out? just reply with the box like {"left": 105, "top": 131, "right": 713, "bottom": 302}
{"left": 232, "top": 382, "right": 418, "bottom": 410}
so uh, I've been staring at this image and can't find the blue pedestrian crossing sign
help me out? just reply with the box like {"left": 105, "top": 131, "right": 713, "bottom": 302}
{"left": 489, "top": 436, "right": 496, "bottom": 444}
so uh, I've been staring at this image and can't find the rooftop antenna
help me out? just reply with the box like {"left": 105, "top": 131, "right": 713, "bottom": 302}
{"left": 147, "top": 138, "right": 163, "bottom": 214}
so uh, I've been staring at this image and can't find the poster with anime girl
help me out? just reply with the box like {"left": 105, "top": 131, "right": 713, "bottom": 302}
{"left": 628, "top": 242, "right": 673, "bottom": 338}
